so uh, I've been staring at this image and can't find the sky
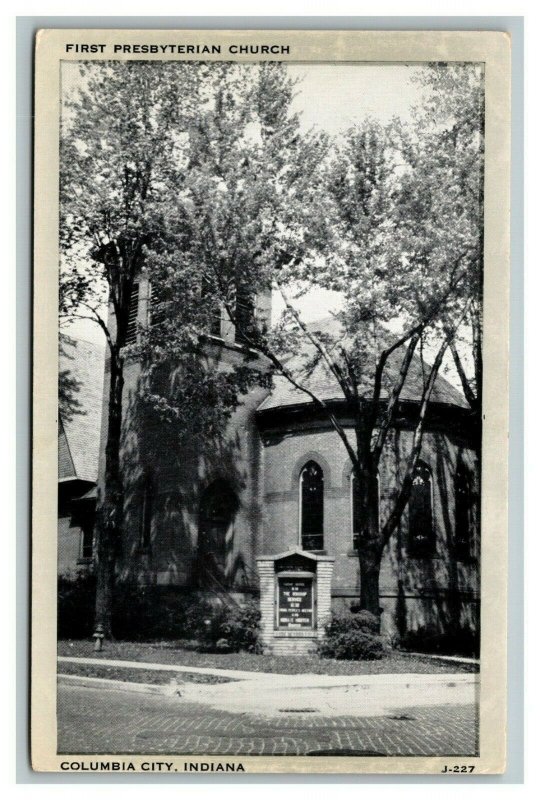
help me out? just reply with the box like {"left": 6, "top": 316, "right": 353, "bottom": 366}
{"left": 288, "top": 63, "right": 424, "bottom": 134}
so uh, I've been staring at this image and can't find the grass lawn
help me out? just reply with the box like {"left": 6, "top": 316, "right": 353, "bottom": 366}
{"left": 58, "top": 661, "right": 232, "bottom": 685}
{"left": 58, "top": 640, "right": 478, "bottom": 675}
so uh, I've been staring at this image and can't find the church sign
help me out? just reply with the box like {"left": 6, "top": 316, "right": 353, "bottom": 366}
{"left": 277, "top": 573, "right": 314, "bottom": 629}
{"left": 256, "top": 547, "right": 334, "bottom": 655}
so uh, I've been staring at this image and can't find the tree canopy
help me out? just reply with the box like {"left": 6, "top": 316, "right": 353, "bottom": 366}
{"left": 60, "top": 60, "right": 484, "bottom": 626}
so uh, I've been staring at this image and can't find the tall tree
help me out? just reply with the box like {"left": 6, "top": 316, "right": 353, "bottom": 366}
{"left": 59, "top": 61, "right": 315, "bottom": 635}
{"left": 410, "top": 63, "right": 485, "bottom": 418}
{"left": 61, "top": 61, "right": 189, "bottom": 634}
{"left": 213, "top": 65, "right": 484, "bottom": 620}
{"left": 60, "top": 61, "right": 264, "bottom": 635}
{"left": 136, "top": 62, "right": 333, "bottom": 438}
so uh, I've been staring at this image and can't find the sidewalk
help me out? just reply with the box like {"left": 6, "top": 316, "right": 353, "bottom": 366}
{"left": 58, "top": 655, "right": 476, "bottom": 686}
{"left": 58, "top": 655, "right": 478, "bottom": 718}
{"left": 178, "top": 671, "right": 478, "bottom": 717}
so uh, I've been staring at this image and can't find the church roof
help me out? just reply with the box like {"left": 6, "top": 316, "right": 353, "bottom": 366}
{"left": 258, "top": 316, "right": 468, "bottom": 413}
{"left": 58, "top": 336, "right": 105, "bottom": 483}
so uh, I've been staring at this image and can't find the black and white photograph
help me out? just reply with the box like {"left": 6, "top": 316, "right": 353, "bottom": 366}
{"left": 31, "top": 29, "right": 511, "bottom": 773}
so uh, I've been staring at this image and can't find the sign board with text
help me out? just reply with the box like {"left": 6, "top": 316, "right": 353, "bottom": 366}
{"left": 277, "top": 575, "right": 314, "bottom": 629}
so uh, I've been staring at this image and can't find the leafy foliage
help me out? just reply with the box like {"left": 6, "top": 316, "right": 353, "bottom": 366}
{"left": 214, "top": 600, "right": 262, "bottom": 653}
{"left": 60, "top": 61, "right": 483, "bottom": 627}
{"left": 58, "top": 572, "right": 97, "bottom": 639}
{"left": 319, "top": 610, "right": 385, "bottom": 660}
{"left": 398, "top": 624, "right": 480, "bottom": 658}
{"left": 112, "top": 590, "right": 261, "bottom": 652}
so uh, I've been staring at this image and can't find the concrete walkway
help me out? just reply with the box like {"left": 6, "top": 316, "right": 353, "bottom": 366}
{"left": 179, "top": 672, "right": 478, "bottom": 717}
{"left": 57, "top": 655, "right": 476, "bottom": 686}
{"left": 58, "top": 656, "right": 478, "bottom": 719}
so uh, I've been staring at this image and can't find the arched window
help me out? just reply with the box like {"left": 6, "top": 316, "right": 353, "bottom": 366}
{"left": 300, "top": 461, "right": 324, "bottom": 551}
{"left": 455, "top": 459, "right": 475, "bottom": 561}
{"left": 408, "top": 460, "right": 435, "bottom": 558}
{"left": 351, "top": 471, "right": 380, "bottom": 550}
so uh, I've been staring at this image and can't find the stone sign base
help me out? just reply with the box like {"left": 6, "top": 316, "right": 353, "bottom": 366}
{"left": 256, "top": 547, "right": 335, "bottom": 656}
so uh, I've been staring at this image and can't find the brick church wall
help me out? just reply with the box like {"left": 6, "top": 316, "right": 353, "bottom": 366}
{"left": 94, "top": 282, "right": 479, "bottom": 642}
{"left": 261, "top": 422, "right": 480, "bottom": 638}
{"left": 106, "top": 344, "right": 270, "bottom": 590}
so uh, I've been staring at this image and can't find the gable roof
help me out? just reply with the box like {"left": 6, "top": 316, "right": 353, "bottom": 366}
{"left": 258, "top": 316, "right": 468, "bottom": 413}
{"left": 59, "top": 336, "right": 106, "bottom": 483}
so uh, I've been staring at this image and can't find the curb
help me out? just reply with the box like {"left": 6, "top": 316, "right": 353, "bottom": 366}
{"left": 58, "top": 656, "right": 271, "bottom": 681}
{"left": 398, "top": 651, "right": 480, "bottom": 666}
{"left": 58, "top": 673, "right": 171, "bottom": 696}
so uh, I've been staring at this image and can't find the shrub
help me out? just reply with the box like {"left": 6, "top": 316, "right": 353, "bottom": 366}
{"left": 183, "top": 598, "right": 225, "bottom": 646}
{"left": 58, "top": 571, "right": 96, "bottom": 639}
{"left": 398, "top": 625, "right": 479, "bottom": 658}
{"left": 215, "top": 601, "right": 261, "bottom": 653}
{"left": 112, "top": 589, "right": 219, "bottom": 642}
{"left": 319, "top": 610, "right": 384, "bottom": 660}
{"left": 58, "top": 575, "right": 261, "bottom": 652}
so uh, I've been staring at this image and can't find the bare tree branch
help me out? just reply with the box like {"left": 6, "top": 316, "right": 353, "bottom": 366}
{"left": 371, "top": 331, "right": 421, "bottom": 468}
{"left": 219, "top": 288, "right": 361, "bottom": 470}
{"left": 380, "top": 332, "right": 453, "bottom": 544}
{"left": 275, "top": 280, "right": 355, "bottom": 403}
{"left": 449, "top": 339, "right": 478, "bottom": 411}
{"left": 76, "top": 302, "right": 117, "bottom": 357}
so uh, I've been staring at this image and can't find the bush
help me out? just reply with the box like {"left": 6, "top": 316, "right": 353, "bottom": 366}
{"left": 398, "top": 625, "right": 479, "bottom": 658}
{"left": 112, "top": 589, "right": 222, "bottom": 642}
{"left": 215, "top": 601, "right": 261, "bottom": 653}
{"left": 58, "top": 571, "right": 96, "bottom": 639}
{"left": 319, "top": 610, "right": 384, "bottom": 660}
{"left": 58, "top": 575, "right": 261, "bottom": 652}
{"left": 182, "top": 597, "right": 225, "bottom": 646}
{"left": 112, "top": 585, "right": 187, "bottom": 641}
{"left": 113, "top": 590, "right": 261, "bottom": 652}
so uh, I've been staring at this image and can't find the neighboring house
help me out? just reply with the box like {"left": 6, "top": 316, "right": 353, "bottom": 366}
{"left": 95, "top": 279, "right": 480, "bottom": 644}
{"left": 58, "top": 336, "right": 105, "bottom": 576}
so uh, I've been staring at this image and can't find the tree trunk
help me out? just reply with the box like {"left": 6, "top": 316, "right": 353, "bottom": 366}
{"left": 353, "top": 446, "right": 384, "bottom": 625}
{"left": 358, "top": 543, "right": 383, "bottom": 622}
{"left": 94, "top": 355, "right": 124, "bottom": 638}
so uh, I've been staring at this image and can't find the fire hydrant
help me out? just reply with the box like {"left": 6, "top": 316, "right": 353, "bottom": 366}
{"left": 93, "top": 624, "right": 104, "bottom": 652}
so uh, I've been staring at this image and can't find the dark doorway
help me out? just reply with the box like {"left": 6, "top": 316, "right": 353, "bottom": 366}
{"left": 198, "top": 480, "right": 238, "bottom": 588}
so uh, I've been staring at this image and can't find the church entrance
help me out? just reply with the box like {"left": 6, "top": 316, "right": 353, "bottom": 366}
{"left": 198, "top": 480, "right": 238, "bottom": 589}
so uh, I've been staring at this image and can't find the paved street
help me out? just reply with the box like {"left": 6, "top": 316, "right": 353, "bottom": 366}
{"left": 58, "top": 683, "right": 478, "bottom": 757}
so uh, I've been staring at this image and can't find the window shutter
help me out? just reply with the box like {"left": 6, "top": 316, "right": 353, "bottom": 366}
{"left": 125, "top": 283, "right": 139, "bottom": 345}
{"left": 150, "top": 282, "right": 168, "bottom": 327}
{"left": 235, "top": 283, "right": 255, "bottom": 344}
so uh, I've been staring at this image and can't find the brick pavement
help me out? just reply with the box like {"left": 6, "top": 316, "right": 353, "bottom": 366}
{"left": 57, "top": 684, "right": 478, "bottom": 757}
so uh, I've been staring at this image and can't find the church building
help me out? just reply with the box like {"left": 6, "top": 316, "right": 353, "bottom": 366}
{"left": 86, "top": 276, "right": 480, "bottom": 645}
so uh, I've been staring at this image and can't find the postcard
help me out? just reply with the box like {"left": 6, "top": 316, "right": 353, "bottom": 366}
{"left": 32, "top": 28, "right": 510, "bottom": 774}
